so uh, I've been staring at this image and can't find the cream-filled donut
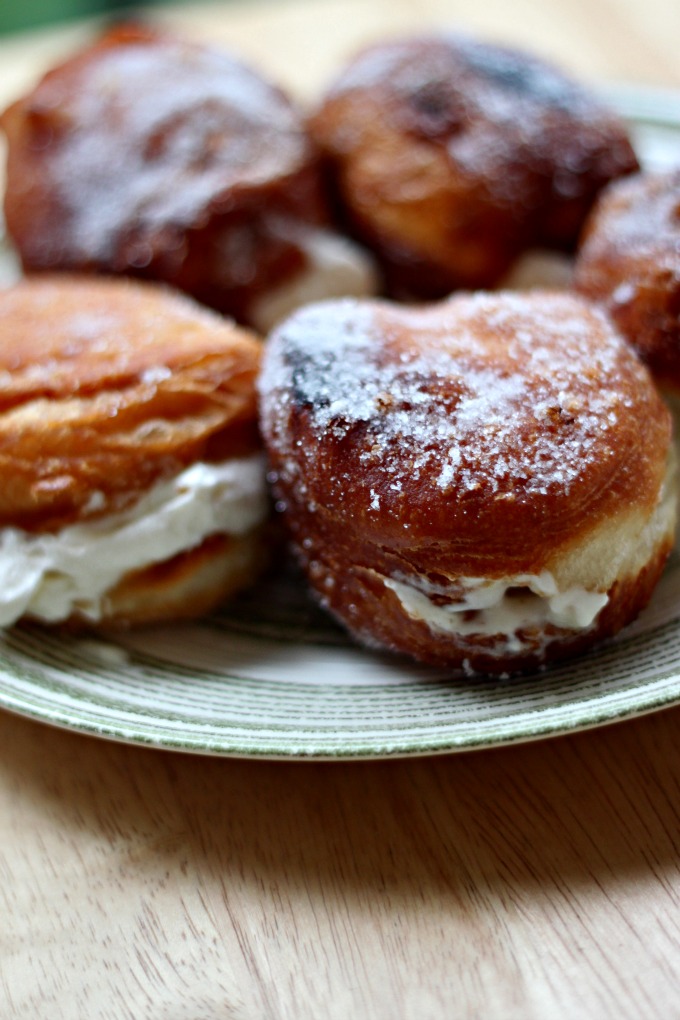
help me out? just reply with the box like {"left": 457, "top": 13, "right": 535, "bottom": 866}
{"left": 0, "top": 274, "right": 269, "bottom": 627}
{"left": 259, "top": 292, "right": 676, "bottom": 674}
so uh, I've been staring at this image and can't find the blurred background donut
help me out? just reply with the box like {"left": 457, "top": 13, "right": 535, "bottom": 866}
{"left": 574, "top": 169, "right": 680, "bottom": 396}
{"left": 309, "top": 33, "right": 639, "bottom": 299}
{"left": 0, "top": 23, "right": 377, "bottom": 331}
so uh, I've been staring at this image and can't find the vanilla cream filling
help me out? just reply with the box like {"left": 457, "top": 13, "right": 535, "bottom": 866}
{"left": 0, "top": 455, "right": 268, "bottom": 626}
{"left": 250, "top": 226, "right": 378, "bottom": 333}
{"left": 384, "top": 571, "right": 608, "bottom": 649}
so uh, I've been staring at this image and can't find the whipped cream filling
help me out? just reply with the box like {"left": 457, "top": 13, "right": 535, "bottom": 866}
{"left": 500, "top": 248, "right": 574, "bottom": 291}
{"left": 0, "top": 455, "right": 268, "bottom": 626}
{"left": 250, "top": 226, "right": 378, "bottom": 333}
{"left": 384, "top": 571, "right": 608, "bottom": 650}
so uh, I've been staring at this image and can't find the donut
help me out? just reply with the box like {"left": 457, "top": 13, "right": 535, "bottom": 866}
{"left": 0, "top": 274, "right": 270, "bottom": 627}
{"left": 259, "top": 292, "right": 676, "bottom": 674}
{"left": 309, "top": 34, "right": 639, "bottom": 299}
{"left": 0, "top": 23, "right": 376, "bottom": 331}
{"left": 574, "top": 169, "right": 680, "bottom": 394}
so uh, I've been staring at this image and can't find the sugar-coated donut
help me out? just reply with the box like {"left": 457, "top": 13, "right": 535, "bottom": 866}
{"left": 259, "top": 292, "right": 676, "bottom": 674}
{"left": 574, "top": 169, "right": 680, "bottom": 393}
{"left": 309, "top": 34, "right": 638, "bottom": 299}
{"left": 0, "top": 274, "right": 270, "bottom": 627}
{"left": 0, "top": 24, "right": 376, "bottom": 331}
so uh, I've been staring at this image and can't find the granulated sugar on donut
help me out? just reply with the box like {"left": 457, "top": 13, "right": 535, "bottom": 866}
{"left": 259, "top": 291, "right": 676, "bottom": 675}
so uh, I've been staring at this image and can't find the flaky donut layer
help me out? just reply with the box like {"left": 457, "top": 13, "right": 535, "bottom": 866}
{"left": 0, "top": 274, "right": 271, "bottom": 627}
{"left": 0, "top": 275, "right": 263, "bottom": 532}
{"left": 259, "top": 291, "right": 675, "bottom": 672}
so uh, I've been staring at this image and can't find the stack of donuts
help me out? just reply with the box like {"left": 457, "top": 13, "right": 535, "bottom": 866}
{"left": 0, "top": 23, "right": 678, "bottom": 675}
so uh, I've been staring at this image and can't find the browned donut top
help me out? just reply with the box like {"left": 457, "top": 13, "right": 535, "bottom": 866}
{"left": 574, "top": 170, "right": 680, "bottom": 384}
{"left": 1, "top": 24, "right": 321, "bottom": 274}
{"left": 260, "top": 291, "right": 670, "bottom": 575}
{"left": 309, "top": 34, "right": 638, "bottom": 292}
{"left": 0, "top": 275, "right": 262, "bottom": 532}
{"left": 314, "top": 33, "right": 637, "bottom": 192}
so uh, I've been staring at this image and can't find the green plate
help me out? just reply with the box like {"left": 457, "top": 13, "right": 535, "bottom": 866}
{"left": 0, "top": 89, "right": 679, "bottom": 759}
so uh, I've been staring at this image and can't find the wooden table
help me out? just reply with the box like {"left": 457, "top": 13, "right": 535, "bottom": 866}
{"left": 1, "top": 2, "right": 680, "bottom": 1017}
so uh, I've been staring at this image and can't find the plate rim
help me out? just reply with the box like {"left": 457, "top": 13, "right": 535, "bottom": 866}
{"left": 0, "top": 83, "right": 679, "bottom": 760}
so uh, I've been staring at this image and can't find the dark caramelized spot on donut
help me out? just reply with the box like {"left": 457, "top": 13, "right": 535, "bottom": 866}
{"left": 667, "top": 286, "right": 680, "bottom": 318}
{"left": 544, "top": 404, "right": 576, "bottom": 427}
{"left": 400, "top": 79, "right": 465, "bottom": 140}
{"left": 287, "top": 347, "right": 334, "bottom": 412}
{"left": 25, "top": 102, "right": 62, "bottom": 151}
{"left": 459, "top": 39, "right": 581, "bottom": 112}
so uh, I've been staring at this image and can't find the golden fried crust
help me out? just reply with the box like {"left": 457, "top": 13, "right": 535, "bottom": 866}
{"left": 0, "top": 24, "right": 326, "bottom": 324}
{"left": 574, "top": 170, "right": 680, "bottom": 391}
{"left": 309, "top": 34, "right": 638, "bottom": 298}
{"left": 259, "top": 292, "right": 673, "bottom": 671}
{"left": 88, "top": 530, "right": 270, "bottom": 627}
{"left": 302, "top": 536, "right": 674, "bottom": 673}
{"left": 0, "top": 274, "right": 262, "bottom": 531}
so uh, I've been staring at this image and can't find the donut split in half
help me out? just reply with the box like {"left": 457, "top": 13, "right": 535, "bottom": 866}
{"left": 0, "top": 275, "right": 269, "bottom": 628}
{"left": 259, "top": 292, "right": 676, "bottom": 674}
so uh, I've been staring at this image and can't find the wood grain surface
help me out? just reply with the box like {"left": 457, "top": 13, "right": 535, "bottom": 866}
{"left": 1, "top": 1, "right": 680, "bottom": 1017}
{"left": 3, "top": 705, "right": 680, "bottom": 1019}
